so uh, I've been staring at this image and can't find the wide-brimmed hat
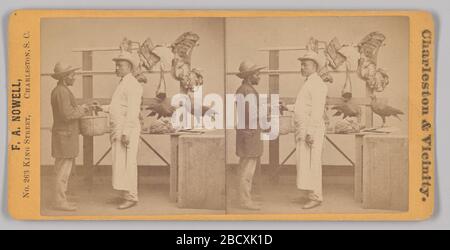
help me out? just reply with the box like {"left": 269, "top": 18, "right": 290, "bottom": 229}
{"left": 236, "top": 60, "right": 266, "bottom": 79}
{"left": 298, "top": 50, "right": 326, "bottom": 69}
{"left": 51, "top": 62, "right": 80, "bottom": 80}
{"left": 113, "top": 52, "right": 139, "bottom": 69}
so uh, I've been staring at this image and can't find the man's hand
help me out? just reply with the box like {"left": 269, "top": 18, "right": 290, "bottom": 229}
{"left": 295, "top": 129, "right": 302, "bottom": 142}
{"left": 305, "top": 134, "right": 314, "bottom": 147}
{"left": 80, "top": 104, "right": 90, "bottom": 115}
{"left": 121, "top": 135, "right": 130, "bottom": 147}
{"left": 279, "top": 101, "right": 289, "bottom": 115}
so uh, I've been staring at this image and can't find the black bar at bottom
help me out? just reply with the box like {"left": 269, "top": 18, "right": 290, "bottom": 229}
{"left": 133, "top": 231, "right": 303, "bottom": 249}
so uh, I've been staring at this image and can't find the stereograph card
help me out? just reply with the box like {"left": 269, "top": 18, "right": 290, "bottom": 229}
{"left": 7, "top": 10, "right": 435, "bottom": 220}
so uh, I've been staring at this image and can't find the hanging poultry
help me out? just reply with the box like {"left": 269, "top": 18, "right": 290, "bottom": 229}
{"left": 170, "top": 32, "right": 203, "bottom": 93}
{"left": 145, "top": 96, "right": 216, "bottom": 121}
{"left": 306, "top": 37, "right": 334, "bottom": 83}
{"left": 370, "top": 95, "right": 404, "bottom": 127}
{"left": 103, "top": 32, "right": 214, "bottom": 125}
{"left": 341, "top": 61, "right": 353, "bottom": 100}
{"left": 358, "top": 32, "right": 386, "bottom": 63}
{"left": 325, "top": 37, "right": 347, "bottom": 70}
{"left": 119, "top": 38, "right": 148, "bottom": 84}
{"left": 144, "top": 65, "right": 213, "bottom": 120}
{"left": 356, "top": 32, "right": 390, "bottom": 92}
{"left": 139, "top": 38, "right": 162, "bottom": 71}
{"left": 332, "top": 62, "right": 361, "bottom": 119}
{"left": 357, "top": 57, "right": 390, "bottom": 92}
{"left": 146, "top": 99, "right": 176, "bottom": 119}
{"left": 332, "top": 102, "right": 361, "bottom": 119}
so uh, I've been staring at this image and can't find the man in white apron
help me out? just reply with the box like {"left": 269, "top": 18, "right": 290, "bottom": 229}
{"left": 97, "top": 52, "right": 143, "bottom": 210}
{"left": 294, "top": 51, "right": 328, "bottom": 209}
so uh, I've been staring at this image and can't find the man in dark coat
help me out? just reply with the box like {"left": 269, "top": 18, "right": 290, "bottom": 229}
{"left": 50, "top": 62, "right": 87, "bottom": 211}
{"left": 235, "top": 60, "right": 265, "bottom": 211}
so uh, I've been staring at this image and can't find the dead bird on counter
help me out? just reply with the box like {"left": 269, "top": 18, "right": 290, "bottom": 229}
{"left": 146, "top": 96, "right": 216, "bottom": 122}
{"left": 332, "top": 62, "right": 361, "bottom": 119}
{"left": 370, "top": 94, "right": 404, "bottom": 127}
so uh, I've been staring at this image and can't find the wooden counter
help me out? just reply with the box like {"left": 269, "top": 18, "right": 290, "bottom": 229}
{"left": 354, "top": 134, "right": 409, "bottom": 210}
{"left": 170, "top": 130, "right": 226, "bottom": 210}
{"left": 362, "top": 135, "right": 409, "bottom": 211}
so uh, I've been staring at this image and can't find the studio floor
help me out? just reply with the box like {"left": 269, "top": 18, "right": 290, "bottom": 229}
{"left": 41, "top": 173, "right": 223, "bottom": 217}
{"left": 226, "top": 167, "right": 393, "bottom": 215}
{"left": 41, "top": 166, "right": 394, "bottom": 217}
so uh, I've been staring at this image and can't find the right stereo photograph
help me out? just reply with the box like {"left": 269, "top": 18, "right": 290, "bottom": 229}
{"left": 225, "top": 16, "right": 410, "bottom": 214}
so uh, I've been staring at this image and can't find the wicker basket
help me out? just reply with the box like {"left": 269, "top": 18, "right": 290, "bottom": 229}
{"left": 278, "top": 114, "right": 295, "bottom": 135}
{"left": 80, "top": 115, "right": 109, "bottom": 136}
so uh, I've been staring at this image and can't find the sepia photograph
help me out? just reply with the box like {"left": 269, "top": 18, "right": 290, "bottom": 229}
{"left": 31, "top": 13, "right": 416, "bottom": 219}
{"left": 0, "top": 0, "right": 443, "bottom": 233}
{"left": 38, "top": 15, "right": 411, "bottom": 217}
{"left": 40, "top": 17, "right": 226, "bottom": 216}
{"left": 225, "top": 16, "right": 410, "bottom": 214}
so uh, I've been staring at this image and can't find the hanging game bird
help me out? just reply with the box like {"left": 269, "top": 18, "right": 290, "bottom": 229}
{"left": 146, "top": 95, "right": 217, "bottom": 123}
{"left": 332, "top": 61, "right": 361, "bottom": 119}
{"left": 370, "top": 95, "right": 404, "bottom": 127}
{"left": 146, "top": 97, "right": 176, "bottom": 119}
{"left": 332, "top": 100, "right": 361, "bottom": 119}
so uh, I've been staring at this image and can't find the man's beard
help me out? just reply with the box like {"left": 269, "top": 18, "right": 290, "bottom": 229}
{"left": 65, "top": 80, "right": 75, "bottom": 86}
{"left": 251, "top": 78, "right": 260, "bottom": 85}
{"left": 301, "top": 70, "right": 312, "bottom": 77}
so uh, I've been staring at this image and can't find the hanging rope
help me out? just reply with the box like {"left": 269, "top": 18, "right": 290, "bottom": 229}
{"left": 156, "top": 64, "right": 167, "bottom": 100}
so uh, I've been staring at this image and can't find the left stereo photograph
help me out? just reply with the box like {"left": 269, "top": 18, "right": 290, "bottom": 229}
{"left": 39, "top": 17, "right": 227, "bottom": 217}
{"left": 8, "top": 14, "right": 228, "bottom": 219}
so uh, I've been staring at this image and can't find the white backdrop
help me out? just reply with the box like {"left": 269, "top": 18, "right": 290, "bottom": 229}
{"left": 225, "top": 16, "right": 409, "bottom": 166}
{"left": 40, "top": 18, "right": 225, "bottom": 166}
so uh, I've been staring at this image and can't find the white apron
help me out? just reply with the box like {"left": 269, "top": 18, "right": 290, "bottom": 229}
{"left": 294, "top": 73, "right": 328, "bottom": 200}
{"left": 104, "top": 73, "right": 143, "bottom": 194}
